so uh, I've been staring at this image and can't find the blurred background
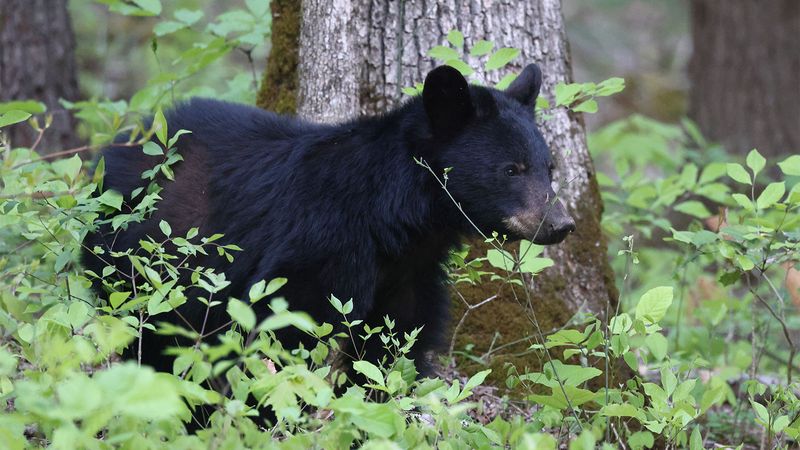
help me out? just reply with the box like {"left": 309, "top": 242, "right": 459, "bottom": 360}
{"left": 63, "top": 0, "right": 692, "bottom": 128}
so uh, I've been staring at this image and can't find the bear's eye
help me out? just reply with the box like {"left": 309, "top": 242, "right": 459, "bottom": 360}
{"left": 504, "top": 165, "right": 520, "bottom": 177}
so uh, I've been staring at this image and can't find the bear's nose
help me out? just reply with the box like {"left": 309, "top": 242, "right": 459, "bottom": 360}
{"left": 550, "top": 217, "right": 576, "bottom": 236}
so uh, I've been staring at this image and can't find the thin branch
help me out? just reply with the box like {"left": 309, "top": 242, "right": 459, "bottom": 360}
{"left": 749, "top": 277, "right": 795, "bottom": 383}
{"left": 448, "top": 290, "right": 498, "bottom": 357}
{"left": 11, "top": 141, "right": 140, "bottom": 169}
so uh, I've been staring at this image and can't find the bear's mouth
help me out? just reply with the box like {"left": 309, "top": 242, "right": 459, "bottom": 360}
{"left": 502, "top": 210, "right": 575, "bottom": 245}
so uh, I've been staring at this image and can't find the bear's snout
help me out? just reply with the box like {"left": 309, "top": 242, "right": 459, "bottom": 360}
{"left": 503, "top": 198, "right": 575, "bottom": 245}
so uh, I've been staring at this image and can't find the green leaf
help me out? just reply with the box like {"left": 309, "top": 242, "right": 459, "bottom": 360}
{"left": 227, "top": 298, "right": 256, "bottom": 331}
{"left": 569, "top": 430, "right": 596, "bottom": 450}
{"left": 350, "top": 403, "right": 401, "bottom": 438}
{"left": 736, "top": 254, "right": 755, "bottom": 271}
{"left": 623, "top": 351, "right": 639, "bottom": 371}
{"left": 726, "top": 163, "right": 751, "bottom": 185}
{"left": 0, "top": 100, "right": 46, "bottom": 114}
{"left": 601, "top": 403, "right": 645, "bottom": 419}
{"left": 778, "top": 155, "right": 800, "bottom": 176}
{"left": 455, "top": 369, "right": 491, "bottom": 402}
{"left": 595, "top": 77, "right": 626, "bottom": 96}
{"left": 544, "top": 361, "right": 602, "bottom": 387}
{"left": 674, "top": 200, "right": 712, "bottom": 218}
{"left": 167, "top": 129, "right": 192, "bottom": 148}
{"left": 175, "top": 8, "right": 203, "bottom": 25}
{"left": 153, "top": 108, "right": 168, "bottom": 146}
{"left": 153, "top": 20, "right": 185, "bottom": 36}
{"left": 265, "top": 277, "right": 288, "bottom": 296}
{"left": 428, "top": 45, "right": 460, "bottom": 62}
{"left": 660, "top": 367, "right": 677, "bottom": 395}
{"left": 773, "top": 415, "right": 790, "bottom": 433}
{"left": 470, "top": 40, "right": 493, "bottom": 56}
{"left": 609, "top": 313, "right": 632, "bottom": 334}
{"left": 690, "top": 230, "right": 718, "bottom": 246}
{"left": 485, "top": 47, "right": 520, "bottom": 71}
{"left": 572, "top": 99, "right": 598, "bottom": 113}
{"left": 98, "top": 190, "right": 124, "bottom": 210}
{"left": 495, "top": 72, "right": 518, "bottom": 90}
{"left": 746, "top": 149, "right": 766, "bottom": 175}
{"left": 445, "top": 59, "right": 474, "bottom": 77}
{"left": 731, "top": 193, "right": 754, "bottom": 211}
{"left": 528, "top": 385, "right": 597, "bottom": 409}
{"left": 750, "top": 399, "right": 769, "bottom": 423}
{"left": 756, "top": 181, "right": 785, "bottom": 209}
{"left": 698, "top": 162, "right": 727, "bottom": 184}
{"left": 353, "top": 360, "right": 384, "bottom": 386}
{"left": 446, "top": 30, "right": 464, "bottom": 48}
{"left": 342, "top": 299, "right": 353, "bottom": 315}
{"left": 629, "top": 431, "right": 654, "bottom": 450}
{"left": 54, "top": 250, "right": 72, "bottom": 273}
{"left": 673, "top": 379, "right": 697, "bottom": 403}
{"left": 52, "top": 154, "right": 83, "bottom": 183}
{"left": 643, "top": 382, "right": 668, "bottom": 406}
{"left": 313, "top": 323, "right": 333, "bottom": 338}
{"left": 109, "top": 291, "right": 131, "bottom": 309}
{"left": 518, "top": 256, "right": 554, "bottom": 274}
{"left": 554, "top": 83, "right": 582, "bottom": 107}
{"left": 159, "top": 220, "right": 171, "bottom": 236}
{"left": 635, "top": 286, "right": 674, "bottom": 324}
{"left": 689, "top": 427, "right": 703, "bottom": 450}
{"left": 487, "top": 248, "right": 514, "bottom": 271}
{"left": 0, "top": 110, "right": 31, "bottom": 128}
{"left": 645, "top": 333, "right": 668, "bottom": 360}
{"left": 132, "top": 0, "right": 161, "bottom": 15}
{"left": 329, "top": 295, "right": 343, "bottom": 313}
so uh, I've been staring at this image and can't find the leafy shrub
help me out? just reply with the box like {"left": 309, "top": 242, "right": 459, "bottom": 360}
{"left": 0, "top": 4, "right": 799, "bottom": 449}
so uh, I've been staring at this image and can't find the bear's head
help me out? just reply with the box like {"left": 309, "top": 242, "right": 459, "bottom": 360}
{"left": 421, "top": 64, "right": 576, "bottom": 245}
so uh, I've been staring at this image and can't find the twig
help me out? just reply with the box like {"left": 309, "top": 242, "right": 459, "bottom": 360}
{"left": 29, "top": 128, "right": 45, "bottom": 153}
{"left": 750, "top": 276, "right": 796, "bottom": 384}
{"left": 0, "top": 189, "right": 78, "bottom": 200}
{"left": 448, "top": 291, "right": 498, "bottom": 357}
{"left": 11, "top": 141, "right": 140, "bottom": 169}
{"left": 239, "top": 46, "right": 259, "bottom": 91}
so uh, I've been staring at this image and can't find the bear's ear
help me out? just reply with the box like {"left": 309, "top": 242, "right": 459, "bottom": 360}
{"left": 423, "top": 65, "right": 473, "bottom": 136}
{"left": 505, "top": 63, "right": 542, "bottom": 106}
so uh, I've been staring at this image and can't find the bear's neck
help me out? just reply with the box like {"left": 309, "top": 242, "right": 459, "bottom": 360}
{"left": 306, "top": 99, "right": 463, "bottom": 257}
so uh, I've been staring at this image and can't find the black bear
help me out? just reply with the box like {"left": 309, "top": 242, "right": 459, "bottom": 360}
{"left": 83, "top": 64, "right": 574, "bottom": 380}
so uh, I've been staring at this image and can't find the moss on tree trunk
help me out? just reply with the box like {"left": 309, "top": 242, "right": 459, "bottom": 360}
{"left": 255, "top": 0, "right": 301, "bottom": 113}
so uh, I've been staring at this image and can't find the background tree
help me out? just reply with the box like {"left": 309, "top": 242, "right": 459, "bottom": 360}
{"left": 0, "top": 0, "right": 81, "bottom": 152}
{"left": 689, "top": 0, "right": 799, "bottom": 159}
{"left": 259, "top": 0, "right": 617, "bottom": 380}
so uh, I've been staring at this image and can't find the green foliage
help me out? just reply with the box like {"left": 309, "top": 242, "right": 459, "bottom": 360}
{"left": 1, "top": 17, "right": 799, "bottom": 450}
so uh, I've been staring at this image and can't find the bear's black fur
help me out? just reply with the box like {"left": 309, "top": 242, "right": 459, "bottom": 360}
{"left": 83, "top": 64, "right": 575, "bottom": 382}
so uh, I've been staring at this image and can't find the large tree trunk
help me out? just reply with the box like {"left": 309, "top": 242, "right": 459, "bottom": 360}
{"left": 263, "top": 0, "right": 617, "bottom": 382}
{"left": 689, "top": 0, "right": 799, "bottom": 158}
{"left": 297, "top": 0, "right": 359, "bottom": 123}
{"left": 0, "top": 0, "right": 80, "bottom": 152}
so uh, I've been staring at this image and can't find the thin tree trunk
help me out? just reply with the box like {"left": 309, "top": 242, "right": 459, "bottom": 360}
{"left": 689, "top": 0, "right": 800, "bottom": 158}
{"left": 0, "top": 0, "right": 80, "bottom": 152}
{"left": 268, "top": 0, "right": 617, "bottom": 379}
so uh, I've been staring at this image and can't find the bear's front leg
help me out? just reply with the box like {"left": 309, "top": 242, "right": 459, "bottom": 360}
{"left": 357, "top": 268, "right": 451, "bottom": 378}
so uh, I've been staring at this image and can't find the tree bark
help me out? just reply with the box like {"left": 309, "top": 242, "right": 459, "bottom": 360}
{"left": 0, "top": 0, "right": 80, "bottom": 152}
{"left": 689, "top": 0, "right": 800, "bottom": 158}
{"left": 268, "top": 0, "right": 617, "bottom": 380}
{"left": 297, "top": 0, "right": 360, "bottom": 123}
